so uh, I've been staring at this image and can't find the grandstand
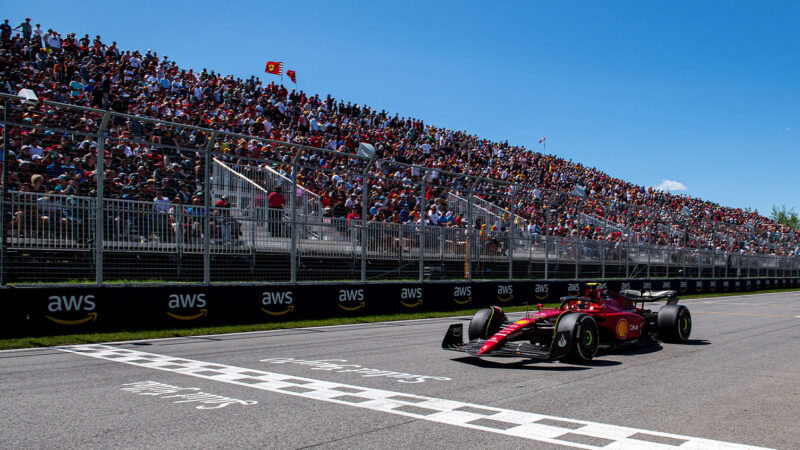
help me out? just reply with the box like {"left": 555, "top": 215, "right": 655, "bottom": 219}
{"left": 0, "top": 20, "right": 798, "bottom": 284}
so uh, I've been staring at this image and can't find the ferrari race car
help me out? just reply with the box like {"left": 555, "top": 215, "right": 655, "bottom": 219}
{"left": 442, "top": 283, "right": 692, "bottom": 363}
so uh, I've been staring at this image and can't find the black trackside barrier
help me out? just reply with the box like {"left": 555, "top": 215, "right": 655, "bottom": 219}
{"left": 1, "top": 277, "right": 798, "bottom": 338}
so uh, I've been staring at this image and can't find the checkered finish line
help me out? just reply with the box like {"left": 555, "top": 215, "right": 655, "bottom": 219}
{"left": 61, "top": 344, "right": 768, "bottom": 450}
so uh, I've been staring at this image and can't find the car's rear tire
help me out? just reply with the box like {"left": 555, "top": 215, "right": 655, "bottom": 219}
{"left": 468, "top": 306, "right": 506, "bottom": 341}
{"left": 657, "top": 305, "right": 692, "bottom": 343}
{"left": 556, "top": 313, "right": 599, "bottom": 363}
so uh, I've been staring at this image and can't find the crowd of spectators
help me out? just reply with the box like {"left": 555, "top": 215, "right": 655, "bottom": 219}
{"left": 1, "top": 17, "right": 798, "bottom": 257}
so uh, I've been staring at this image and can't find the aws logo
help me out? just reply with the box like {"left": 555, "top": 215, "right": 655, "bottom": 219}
{"left": 567, "top": 283, "right": 580, "bottom": 295}
{"left": 696, "top": 281, "right": 704, "bottom": 293}
{"left": 534, "top": 283, "right": 549, "bottom": 300}
{"left": 735, "top": 281, "right": 741, "bottom": 291}
{"left": 620, "top": 282, "right": 632, "bottom": 291}
{"left": 452, "top": 286, "right": 472, "bottom": 305}
{"left": 679, "top": 281, "right": 688, "bottom": 293}
{"left": 756, "top": 280, "right": 762, "bottom": 287}
{"left": 496, "top": 284, "right": 513, "bottom": 302}
{"left": 47, "top": 295, "right": 97, "bottom": 325}
{"left": 338, "top": 289, "right": 365, "bottom": 311}
{"left": 400, "top": 287, "right": 423, "bottom": 308}
{"left": 661, "top": 281, "right": 672, "bottom": 290}
{"left": 166, "top": 293, "right": 207, "bottom": 321}
{"left": 261, "top": 291, "right": 294, "bottom": 316}
{"left": 709, "top": 281, "right": 717, "bottom": 292}
{"left": 746, "top": 280, "right": 752, "bottom": 289}
{"left": 723, "top": 281, "right": 729, "bottom": 291}
{"left": 642, "top": 282, "right": 652, "bottom": 291}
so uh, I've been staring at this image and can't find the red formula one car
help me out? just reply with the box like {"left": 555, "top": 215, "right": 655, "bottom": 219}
{"left": 442, "top": 283, "right": 692, "bottom": 363}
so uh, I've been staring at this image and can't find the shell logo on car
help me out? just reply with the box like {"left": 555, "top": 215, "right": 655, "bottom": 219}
{"left": 616, "top": 319, "right": 629, "bottom": 339}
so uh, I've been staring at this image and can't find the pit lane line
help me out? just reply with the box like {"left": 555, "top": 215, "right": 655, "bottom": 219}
{"left": 60, "top": 344, "right": 771, "bottom": 450}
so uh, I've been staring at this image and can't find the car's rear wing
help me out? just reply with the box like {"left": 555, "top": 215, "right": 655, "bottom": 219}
{"left": 620, "top": 289, "right": 679, "bottom": 304}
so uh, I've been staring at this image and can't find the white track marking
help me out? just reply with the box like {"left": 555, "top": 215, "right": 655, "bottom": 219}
{"left": 61, "top": 344, "right": 770, "bottom": 450}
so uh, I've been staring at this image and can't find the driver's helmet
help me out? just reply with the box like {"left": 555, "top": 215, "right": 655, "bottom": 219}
{"left": 584, "top": 283, "right": 605, "bottom": 300}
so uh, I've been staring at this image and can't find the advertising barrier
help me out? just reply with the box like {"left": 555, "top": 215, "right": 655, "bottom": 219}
{"left": 1, "top": 278, "right": 798, "bottom": 338}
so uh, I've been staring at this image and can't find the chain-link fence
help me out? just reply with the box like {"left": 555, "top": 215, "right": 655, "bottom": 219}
{"left": 1, "top": 94, "right": 798, "bottom": 285}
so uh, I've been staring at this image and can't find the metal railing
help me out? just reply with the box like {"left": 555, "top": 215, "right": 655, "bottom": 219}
{"left": 1, "top": 93, "right": 798, "bottom": 285}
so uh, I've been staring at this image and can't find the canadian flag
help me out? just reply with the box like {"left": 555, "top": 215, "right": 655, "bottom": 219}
{"left": 538, "top": 137, "right": 546, "bottom": 144}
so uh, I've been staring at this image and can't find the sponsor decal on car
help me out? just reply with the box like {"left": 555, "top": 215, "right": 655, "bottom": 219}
{"left": 616, "top": 318, "right": 629, "bottom": 339}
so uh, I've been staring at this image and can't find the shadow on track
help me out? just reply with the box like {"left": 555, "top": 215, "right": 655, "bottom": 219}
{"left": 451, "top": 356, "right": 621, "bottom": 370}
{"left": 681, "top": 339, "right": 711, "bottom": 346}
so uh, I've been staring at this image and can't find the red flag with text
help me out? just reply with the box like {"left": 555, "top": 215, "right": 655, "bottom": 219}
{"left": 265, "top": 61, "right": 283, "bottom": 75}
{"left": 539, "top": 137, "right": 546, "bottom": 143}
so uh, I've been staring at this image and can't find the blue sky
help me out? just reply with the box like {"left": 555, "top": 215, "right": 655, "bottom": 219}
{"left": 8, "top": 1, "right": 799, "bottom": 215}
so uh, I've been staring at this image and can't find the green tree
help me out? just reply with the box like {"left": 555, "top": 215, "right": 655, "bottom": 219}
{"left": 770, "top": 205, "right": 800, "bottom": 230}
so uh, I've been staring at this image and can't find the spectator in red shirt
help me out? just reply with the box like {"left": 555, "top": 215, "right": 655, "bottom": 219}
{"left": 267, "top": 185, "right": 286, "bottom": 237}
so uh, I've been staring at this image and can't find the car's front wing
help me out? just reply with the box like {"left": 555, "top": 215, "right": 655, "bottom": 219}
{"left": 441, "top": 323, "right": 553, "bottom": 359}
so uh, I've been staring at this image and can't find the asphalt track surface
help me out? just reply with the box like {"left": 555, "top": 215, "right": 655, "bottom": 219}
{"left": 2, "top": 292, "right": 799, "bottom": 449}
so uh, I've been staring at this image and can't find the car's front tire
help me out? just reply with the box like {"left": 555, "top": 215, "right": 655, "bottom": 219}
{"left": 556, "top": 313, "right": 599, "bottom": 363}
{"left": 468, "top": 306, "right": 506, "bottom": 341}
{"left": 657, "top": 304, "right": 692, "bottom": 343}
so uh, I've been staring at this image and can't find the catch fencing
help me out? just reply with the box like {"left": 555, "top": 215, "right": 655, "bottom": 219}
{"left": 1, "top": 94, "right": 798, "bottom": 285}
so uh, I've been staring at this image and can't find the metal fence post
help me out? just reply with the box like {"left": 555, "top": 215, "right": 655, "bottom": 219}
{"left": 95, "top": 111, "right": 111, "bottom": 285}
{"left": 544, "top": 201, "right": 550, "bottom": 280}
{"left": 418, "top": 173, "right": 428, "bottom": 282}
{"left": 601, "top": 205, "right": 607, "bottom": 280}
{"left": 625, "top": 209, "right": 631, "bottom": 279}
{"left": 202, "top": 132, "right": 218, "bottom": 285}
{"left": 360, "top": 162, "right": 374, "bottom": 282}
{"left": 575, "top": 200, "right": 581, "bottom": 280}
{"left": 290, "top": 152, "right": 300, "bottom": 284}
{"left": 0, "top": 99, "right": 8, "bottom": 285}
{"left": 508, "top": 188, "right": 515, "bottom": 280}
{"left": 467, "top": 183, "right": 474, "bottom": 281}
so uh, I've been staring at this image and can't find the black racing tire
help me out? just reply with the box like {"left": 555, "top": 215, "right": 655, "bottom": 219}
{"left": 556, "top": 313, "right": 600, "bottom": 364}
{"left": 657, "top": 304, "right": 692, "bottom": 343}
{"left": 468, "top": 306, "right": 506, "bottom": 341}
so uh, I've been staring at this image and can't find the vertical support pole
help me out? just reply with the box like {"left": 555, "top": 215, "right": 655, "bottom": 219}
{"left": 575, "top": 200, "right": 581, "bottom": 280}
{"left": 711, "top": 224, "right": 716, "bottom": 279}
{"left": 418, "top": 173, "right": 427, "bottom": 281}
{"left": 0, "top": 99, "right": 8, "bottom": 285}
{"left": 625, "top": 209, "right": 631, "bottom": 279}
{"left": 601, "top": 205, "right": 607, "bottom": 280}
{"left": 360, "top": 161, "right": 374, "bottom": 283}
{"left": 508, "top": 188, "right": 515, "bottom": 280}
{"left": 290, "top": 150, "right": 300, "bottom": 284}
{"left": 95, "top": 111, "right": 111, "bottom": 285}
{"left": 202, "top": 131, "right": 218, "bottom": 285}
{"left": 544, "top": 200, "right": 550, "bottom": 280}
{"left": 467, "top": 183, "right": 474, "bottom": 281}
